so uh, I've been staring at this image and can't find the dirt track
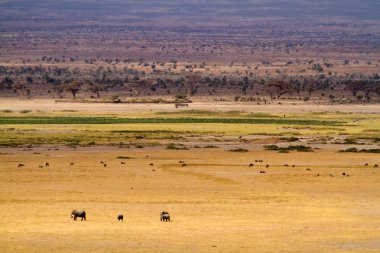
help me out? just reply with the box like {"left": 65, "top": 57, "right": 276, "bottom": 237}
{"left": 1, "top": 99, "right": 380, "bottom": 114}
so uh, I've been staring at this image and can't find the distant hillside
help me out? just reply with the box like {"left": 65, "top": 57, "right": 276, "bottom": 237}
{"left": 1, "top": 0, "right": 379, "bottom": 20}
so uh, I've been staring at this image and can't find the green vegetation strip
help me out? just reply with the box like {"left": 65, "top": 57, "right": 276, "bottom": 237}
{"left": 0, "top": 117, "right": 342, "bottom": 126}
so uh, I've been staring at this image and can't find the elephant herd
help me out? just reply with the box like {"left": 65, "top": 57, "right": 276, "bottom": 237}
{"left": 71, "top": 210, "right": 171, "bottom": 222}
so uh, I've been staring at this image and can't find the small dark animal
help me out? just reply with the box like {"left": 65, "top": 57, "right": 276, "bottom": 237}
{"left": 374, "top": 164, "right": 379, "bottom": 168}
{"left": 306, "top": 168, "right": 311, "bottom": 171}
{"left": 121, "top": 162, "right": 125, "bottom": 164}
{"left": 70, "top": 162, "right": 74, "bottom": 166}
{"left": 117, "top": 214, "right": 124, "bottom": 221}
{"left": 292, "top": 165, "right": 295, "bottom": 168}
{"left": 71, "top": 210, "right": 86, "bottom": 221}
{"left": 18, "top": 163, "right": 25, "bottom": 168}
{"left": 179, "top": 161, "right": 185, "bottom": 164}
{"left": 266, "top": 164, "right": 269, "bottom": 168}
{"left": 249, "top": 163, "right": 254, "bottom": 167}
{"left": 100, "top": 161, "right": 105, "bottom": 164}
{"left": 255, "top": 160, "right": 259, "bottom": 162}
{"left": 259, "top": 160, "right": 263, "bottom": 163}
{"left": 365, "top": 163, "right": 369, "bottom": 167}
{"left": 342, "top": 172, "right": 346, "bottom": 176}
{"left": 260, "top": 171, "right": 266, "bottom": 174}
{"left": 104, "top": 164, "right": 107, "bottom": 167}
{"left": 45, "top": 162, "right": 49, "bottom": 167}
{"left": 150, "top": 163, "right": 154, "bottom": 166}
{"left": 39, "top": 165, "right": 43, "bottom": 168}
{"left": 181, "top": 163, "right": 187, "bottom": 167}
{"left": 160, "top": 211, "right": 170, "bottom": 222}
{"left": 283, "top": 163, "right": 289, "bottom": 167}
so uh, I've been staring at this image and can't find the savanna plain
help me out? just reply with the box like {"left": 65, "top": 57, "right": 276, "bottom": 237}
{"left": 0, "top": 101, "right": 379, "bottom": 252}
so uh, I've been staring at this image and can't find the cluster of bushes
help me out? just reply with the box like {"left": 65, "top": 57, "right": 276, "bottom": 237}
{"left": 228, "top": 148, "right": 248, "bottom": 152}
{"left": 339, "top": 148, "right": 380, "bottom": 153}
{"left": 167, "top": 143, "right": 188, "bottom": 150}
{"left": 264, "top": 145, "right": 313, "bottom": 152}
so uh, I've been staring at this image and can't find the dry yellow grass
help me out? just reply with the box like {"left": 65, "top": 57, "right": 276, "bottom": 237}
{"left": 1, "top": 148, "right": 379, "bottom": 252}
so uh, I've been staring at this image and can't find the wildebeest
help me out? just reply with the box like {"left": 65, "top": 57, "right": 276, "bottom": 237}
{"left": 260, "top": 171, "right": 266, "bottom": 174}
{"left": 181, "top": 163, "right": 187, "bottom": 167}
{"left": 39, "top": 165, "right": 43, "bottom": 168}
{"left": 160, "top": 211, "right": 170, "bottom": 222}
{"left": 150, "top": 163, "right": 154, "bottom": 166}
{"left": 104, "top": 164, "right": 107, "bottom": 167}
{"left": 18, "top": 163, "right": 25, "bottom": 168}
{"left": 365, "top": 163, "right": 369, "bottom": 167}
{"left": 179, "top": 161, "right": 185, "bottom": 164}
{"left": 249, "top": 163, "right": 254, "bottom": 167}
{"left": 45, "top": 162, "right": 49, "bottom": 167}
{"left": 117, "top": 214, "right": 124, "bottom": 221}
{"left": 375, "top": 164, "right": 379, "bottom": 168}
{"left": 266, "top": 164, "right": 269, "bottom": 168}
{"left": 71, "top": 210, "right": 86, "bottom": 221}
{"left": 121, "top": 162, "right": 125, "bottom": 164}
{"left": 100, "top": 161, "right": 105, "bottom": 164}
{"left": 70, "top": 162, "right": 74, "bottom": 166}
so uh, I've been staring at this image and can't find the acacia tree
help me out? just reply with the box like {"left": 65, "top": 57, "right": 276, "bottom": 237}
{"left": 13, "top": 83, "right": 26, "bottom": 98}
{"left": 88, "top": 83, "right": 106, "bottom": 99}
{"left": 265, "top": 79, "right": 292, "bottom": 100}
{"left": 53, "top": 84, "right": 64, "bottom": 98}
{"left": 64, "top": 81, "right": 81, "bottom": 99}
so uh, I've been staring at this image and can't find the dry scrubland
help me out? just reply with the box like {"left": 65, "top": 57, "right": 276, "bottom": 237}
{"left": 0, "top": 101, "right": 380, "bottom": 252}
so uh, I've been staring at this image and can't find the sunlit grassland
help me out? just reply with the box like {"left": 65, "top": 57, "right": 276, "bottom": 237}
{"left": 0, "top": 110, "right": 379, "bottom": 146}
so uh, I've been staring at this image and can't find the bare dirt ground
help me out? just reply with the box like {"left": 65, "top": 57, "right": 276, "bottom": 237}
{"left": 0, "top": 148, "right": 379, "bottom": 252}
{"left": 2, "top": 98, "right": 380, "bottom": 114}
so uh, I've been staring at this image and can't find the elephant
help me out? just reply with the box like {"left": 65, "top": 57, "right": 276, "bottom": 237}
{"left": 71, "top": 210, "right": 86, "bottom": 221}
{"left": 160, "top": 211, "right": 170, "bottom": 222}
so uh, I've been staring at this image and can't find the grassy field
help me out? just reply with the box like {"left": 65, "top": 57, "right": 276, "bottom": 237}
{"left": 0, "top": 102, "right": 379, "bottom": 252}
{"left": 0, "top": 148, "right": 379, "bottom": 252}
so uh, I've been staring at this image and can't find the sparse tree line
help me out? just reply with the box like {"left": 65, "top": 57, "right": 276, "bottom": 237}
{"left": 1, "top": 65, "right": 379, "bottom": 103}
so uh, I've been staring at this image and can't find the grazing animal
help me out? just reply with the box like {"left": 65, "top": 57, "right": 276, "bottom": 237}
{"left": 39, "top": 165, "right": 43, "bottom": 168}
{"left": 181, "top": 163, "right": 187, "bottom": 167}
{"left": 104, "top": 164, "right": 107, "bottom": 167}
{"left": 117, "top": 214, "right": 124, "bottom": 221}
{"left": 260, "top": 171, "right": 266, "bottom": 174}
{"left": 249, "top": 163, "right": 254, "bottom": 167}
{"left": 121, "top": 162, "right": 125, "bottom": 164}
{"left": 70, "top": 162, "right": 74, "bottom": 166}
{"left": 259, "top": 160, "right": 263, "bottom": 163}
{"left": 365, "top": 163, "right": 369, "bottom": 167}
{"left": 306, "top": 168, "right": 311, "bottom": 171}
{"left": 179, "top": 161, "right": 185, "bottom": 164}
{"left": 100, "top": 161, "right": 105, "bottom": 164}
{"left": 45, "top": 162, "right": 49, "bottom": 167}
{"left": 18, "top": 163, "right": 25, "bottom": 168}
{"left": 71, "top": 210, "right": 86, "bottom": 221}
{"left": 255, "top": 160, "right": 258, "bottom": 162}
{"left": 266, "top": 164, "right": 269, "bottom": 168}
{"left": 342, "top": 172, "right": 346, "bottom": 176}
{"left": 160, "top": 211, "right": 170, "bottom": 222}
{"left": 374, "top": 164, "right": 379, "bottom": 168}
{"left": 283, "top": 163, "right": 289, "bottom": 167}
{"left": 150, "top": 163, "right": 154, "bottom": 166}
{"left": 292, "top": 165, "right": 295, "bottom": 168}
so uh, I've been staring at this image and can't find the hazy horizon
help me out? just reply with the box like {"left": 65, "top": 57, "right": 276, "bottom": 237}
{"left": 1, "top": 0, "right": 379, "bottom": 20}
